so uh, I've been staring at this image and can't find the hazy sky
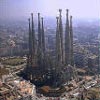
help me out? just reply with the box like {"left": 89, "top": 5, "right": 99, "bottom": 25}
{"left": 0, "top": 0, "right": 100, "bottom": 20}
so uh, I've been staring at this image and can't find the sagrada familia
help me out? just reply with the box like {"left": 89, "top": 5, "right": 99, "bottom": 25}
{"left": 22, "top": 9, "right": 76, "bottom": 94}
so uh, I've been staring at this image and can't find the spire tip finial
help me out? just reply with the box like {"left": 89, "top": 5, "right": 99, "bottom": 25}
{"left": 56, "top": 16, "right": 59, "bottom": 19}
{"left": 31, "top": 13, "right": 33, "bottom": 16}
{"left": 70, "top": 16, "right": 72, "bottom": 19}
{"left": 41, "top": 17, "right": 43, "bottom": 19}
{"left": 59, "top": 9, "right": 62, "bottom": 12}
{"left": 66, "top": 9, "right": 69, "bottom": 12}
{"left": 38, "top": 13, "right": 40, "bottom": 15}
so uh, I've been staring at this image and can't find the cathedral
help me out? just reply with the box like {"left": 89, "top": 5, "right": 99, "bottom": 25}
{"left": 22, "top": 9, "right": 75, "bottom": 96}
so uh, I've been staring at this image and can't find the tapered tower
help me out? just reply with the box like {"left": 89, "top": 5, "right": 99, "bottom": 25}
{"left": 41, "top": 17, "right": 45, "bottom": 58}
{"left": 31, "top": 13, "right": 35, "bottom": 65}
{"left": 65, "top": 9, "right": 71, "bottom": 65}
{"left": 38, "top": 13, "right": 42, "bottom": 48}
{"left": 41, "top": 17, "right": 46, "bottom": 72}
{"left": 56, "top": 16, "right": 62, "bottom": 72}
{"left": 28, "top": 18, "right": 31, "bottom": 55}
{"left": 37, "top": 13, "right": 42, "bottom": 66}
{"left": 70, "top": 16, "right": 74, "bottom": 66}
{"left": 56, "top": 16, "right": 59, "bottom": 63}
{"left": 54, "top": 17, "right": 63, "bottom": 87}
{"left": 28, "top": 18, "right": 33, "bottom": 66}
{"left": 58, "top": 9, "right": 64, "bottom": 65}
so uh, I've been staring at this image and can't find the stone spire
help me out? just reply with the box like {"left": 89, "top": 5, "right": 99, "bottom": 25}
{"left": 55, "top": 16, "right": 64, "bottom": 87}
{"left": 28, "top": 18, "right": 31, "bottom": 55}
{"left": 31, "top": 13, "right": 35, "bottom": 52}
{"left": 41, "top": 17, "right": 46, "bottom": 72}
{"left": 56, "top": 16, "right": 59, "bottom": 59}
{"left": 37, "top": 13, "right": 42, "bottom": 65}
{"left": 70, "top": 16, "right": 74, "bottom": 66}
{"left": 41, "top": 17, "right": 45, "bottom": 57}
{"left": 28, "top": 18, "right": 33, "bottom": 66}
{"left": 59, "top": 9, "right": 64, "bottom": 65}
{"left": 31, "top": 13, "right": 35, "bottom": 65}
{"left": 38, "top": 13, "right": 42, "bottom": 47}
{"left": 65, "top": 9, "right": 71, "bottom": 65}
{"left": 56, "top": 16, "right": 61, "bottom": 71}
